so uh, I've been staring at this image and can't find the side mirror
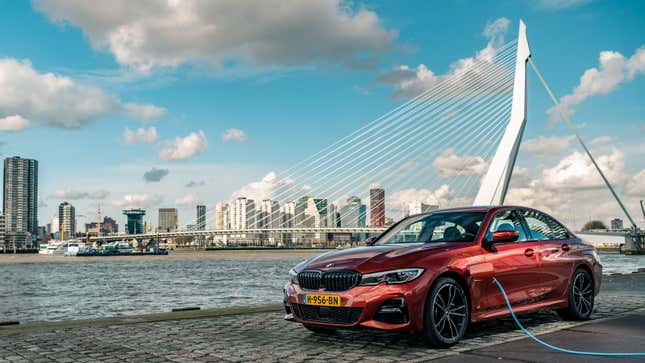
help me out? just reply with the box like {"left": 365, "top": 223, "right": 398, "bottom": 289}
{"left": 492, "top": 230, "right": 519, "bottom": 243}
{"left": 365, "top": 237, "right": 377, "bottom": 246}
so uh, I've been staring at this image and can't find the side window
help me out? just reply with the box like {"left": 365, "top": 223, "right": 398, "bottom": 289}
{"left": 521, "top": 210, "right": 569, "bottom": 240}
{"left": 486, "top": 210, "right": 528, "bottom": 242}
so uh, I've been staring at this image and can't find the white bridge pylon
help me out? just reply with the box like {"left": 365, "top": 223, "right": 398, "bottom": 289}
{"left": 474, "top": 20, "right": 531, "bottom": 206}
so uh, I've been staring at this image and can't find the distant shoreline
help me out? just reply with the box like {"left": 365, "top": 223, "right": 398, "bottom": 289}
{"left": 0, "top": 249, "right": 328, "bottom": 264}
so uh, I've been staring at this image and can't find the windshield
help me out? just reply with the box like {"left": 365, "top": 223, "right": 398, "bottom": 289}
{"left": 374, "top": 212, "right": 487, "bottom": 245}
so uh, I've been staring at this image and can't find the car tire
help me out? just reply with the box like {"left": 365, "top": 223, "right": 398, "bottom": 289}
{"left": 557, "top": 267, "right": 594, "bottom": 321}
{"left": 303, "top": 323, "right": 336, "bottom": 334}
{"left": 423, "top": 277, "right": 470, "bottom": 348}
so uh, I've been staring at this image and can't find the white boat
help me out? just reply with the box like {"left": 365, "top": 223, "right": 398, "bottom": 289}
{"left": 39, "top": 241, "right": 66, "bottom": 255}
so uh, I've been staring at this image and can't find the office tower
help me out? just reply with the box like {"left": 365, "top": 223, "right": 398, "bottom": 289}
{"left": 294, "top": 196, "right": 309, "bottom": 227}
{"left": 51, "top": 215, "right": 59, "bottom": 234}
{"left": 340, "top": 196, "right": 367, "bottom": 227}
{"left": 101, "top": 216, "right": 119, "bottom": 234}
{"left": 232, "top": 197, "right": 255, "bottom": 230}
{"left": 123, "top": 209, "right": 146, "bottom": 234}
{"left": 305, "top": 198, "right": 328, "bottom": 228}
{"left": 58, "top": 202, "right": 76, "bottom": 239}
{"left": 3, "top": 156, "right": 38, "bottom": 248}
{"left": 158, "top": 208, "right": 178, "bottom": 232}
{"left": 281, "top": 202, "right": 295, "bottom": 228}
{"left": 408, "top": 202, "right": 438, "bottom": 216}
{"left": 215, "top": 202, "right": 229, "bottom": 230}
{"left": 259, "top": 199, "right": 280, "bottom": 229}
{"left": 370, "top": 188, "right": 385, "bottom": 227}
{"left": 196, "top": 205, "right": 206, "bottom": 230}
{"left": 327, "top": 203, "right": 339, "bottom": 228}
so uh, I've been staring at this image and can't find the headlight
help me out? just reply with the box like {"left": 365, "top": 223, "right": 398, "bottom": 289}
{"left": 359, "top": 268, "right": 424, "bottom": 286}
{"left": 288, "top": 268, "right": 299, "bottom": 284}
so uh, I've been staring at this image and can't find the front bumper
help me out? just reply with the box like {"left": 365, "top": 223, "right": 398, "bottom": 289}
{"left": 283, "top": 278, "right": 429, "bottom": 332}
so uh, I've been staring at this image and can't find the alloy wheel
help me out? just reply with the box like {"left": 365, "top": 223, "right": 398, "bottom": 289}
{"left": 431, "top": 282, "right": 468, "bottom": 342}
{"left": 572, "top": 271, "right": 594, "bottom": 316}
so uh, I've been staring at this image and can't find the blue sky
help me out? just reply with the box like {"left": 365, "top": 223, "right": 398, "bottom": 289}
{"left": 0, "top": 0, "right": 643, "bottom": 230}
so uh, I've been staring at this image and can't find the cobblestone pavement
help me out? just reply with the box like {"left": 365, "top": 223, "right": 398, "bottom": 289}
{"left": 1, "top": 290, "right": 644, "bottom": 362}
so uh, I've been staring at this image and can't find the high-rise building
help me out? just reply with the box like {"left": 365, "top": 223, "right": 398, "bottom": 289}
{"left": 370, "top": 188, "right": 385, "bottom": 227}
{"left": 340, "top": 196, "right": 366, "bottom": 227}
{"left": 280, "top": 202, "right": 295, "bottom": 228}
{"left": 3, "top": 156, "right": 38, "bottom": 248}
{"left": 123, "top": 209, "right": 146, "bottom": 235}
{"left": 231, "top": 197, "right": 255, "bottom": 230}
{"left": 0, "top": 214, "right": 5, "bottom": 250}
{"left": 196, "top": 205, "right": 206, "bottom": 230}
{"left": 215, "top": 202, "right": 229, "bottom": 230}
{"left": 58, "top": 202, "right": 76, "bottom": 240}
{"left": 259, "top": 199, "right": 280, "bottom": 229}
{"left": 294, "top": 196, "right": 309, "bottom": 227}
{"left": 610, "top": 218, "right": 624, "bottom": 230}
{"left": 408, "top": 202, "right": 438, "bottom": 216}
{"left": 327, "top": 203, "right": 339, "bottom": 228}
{"left": 158, "top": 208, "right": 178, "bottom": 232}
{"left": 305, "top": 198, "right": 328, "bottom": 228}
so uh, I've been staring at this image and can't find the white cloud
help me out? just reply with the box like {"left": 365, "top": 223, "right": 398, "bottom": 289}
{"left": 432, "top": 148, "right": 489, "bottom": 177}
{"left": 124, "top": 103, "right": 166, "bottom": 121}
{"left": 51, "top": 188, "right": 110, "bottom": 200}
{"left": 34, "top": 0, "right": 397, "bottom": 74}
{"left": 626, "top": 169, "right": 645, "bottom": 196}
{"left": 175, "top": 193, "right": 197, "bottom": 207}
{"left": 111, "top": 193, "right": 163, "bottom": 209}
{"left": 548, "top": 46, "right": 645, "bottom": 123}
{"left": 387, "top": 185, "right": 453, "bottom": 211}
{"left": 520, "top": 135, "right": 575, "bottom": 158}
{"left": 231, "top": 171, "right": 294, "bottom": 201}
{"left": 377, "top": 17, "right": 512, "bottom": 99}
{"left": 0, "top": 115, "right": 30, "bottom": 131}
{"left": 536, "top": 149, "right": 625, "bottom": 190}
{"left": 222, "top": 128, "right": 247, "bottom": 143}
{"left": 590, "top": 136, "right": 613, "bottom": 145}
{"left": 0, "top": 58, "right": 165, "bottom": 130}
{"left": 159, "top": 130, "right": 208, "bottom": 161}
{"left": 122, "top": 126, "right": 158, "bottom": 144}
{"left": 534, "top": 0, "right": 591, "bottom": 10}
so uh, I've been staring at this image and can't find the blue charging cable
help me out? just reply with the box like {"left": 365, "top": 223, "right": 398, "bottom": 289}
{"left": 492, "top": 277, "right": 645, "bottom": 357}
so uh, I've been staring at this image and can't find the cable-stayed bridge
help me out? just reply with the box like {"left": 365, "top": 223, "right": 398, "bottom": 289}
{"left": 92, "top": 21, "right": 639, "bottom": 247}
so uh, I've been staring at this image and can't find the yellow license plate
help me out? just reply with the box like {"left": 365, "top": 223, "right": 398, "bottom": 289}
{"left": 303, "top": 293, "right": 341, "bottom": 307}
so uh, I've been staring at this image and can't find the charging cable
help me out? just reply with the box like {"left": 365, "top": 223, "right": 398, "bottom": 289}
{"left": 492, "top": 277, "right": 645, "bottom": 357}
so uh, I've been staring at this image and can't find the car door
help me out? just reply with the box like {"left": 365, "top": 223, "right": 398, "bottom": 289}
{"left": 478, "top": 209, "right": 544, "bottom": 313}
{"left": 519, "top": 209, "right": 574, "bottom": 302}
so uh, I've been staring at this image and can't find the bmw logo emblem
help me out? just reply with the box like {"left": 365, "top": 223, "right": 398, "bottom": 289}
{"left": 325, "top": 263, "right": 334, "bottom": 268}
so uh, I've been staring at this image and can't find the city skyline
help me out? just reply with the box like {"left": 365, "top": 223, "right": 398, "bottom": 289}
{"left": 0, "top": 2, "right": 643, "bottom": 231}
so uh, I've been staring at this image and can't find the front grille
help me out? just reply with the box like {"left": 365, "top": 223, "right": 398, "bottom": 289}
{"left": 292, "top": 304, "right": 362, "bottom": 324}
{"left": 297, "top": 270, "right": 361, "bottom": 291}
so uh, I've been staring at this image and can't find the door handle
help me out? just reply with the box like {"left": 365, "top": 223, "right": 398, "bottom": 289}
{"left": 524, "top": 248, "right": 534, "bottom": 257}
{"left": 561, "top": 244, "right": 570, "bottom": 251}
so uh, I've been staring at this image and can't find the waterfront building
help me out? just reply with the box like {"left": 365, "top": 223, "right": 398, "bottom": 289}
{"left": 85, "top": 217, "right": 118, "bottom": 236}
{"left": 408, "top": 202, "right": 438, "bottom": 216}
{"left": 3, "top": 156, "right": 38, "bottom": 248}
{"left": 50, "top": 215, "right": 59, "bottom": 234}
{"left": 370, "top": 188, "right": 385, "bottom": 227}
{"left": 340, "top": 196, "right": 366, "bottom": 227}
{"left": 0, "top": 214, "right": 5, "bottom": 250}
{"left": 215, "top": 202, "right": 230, "bottom": 230}
{"left": 158, "top": 208, "right": 178, "bottom": 232}
{"left": 58, "top": 202, "right": 76, "bottom": 240}
{"left": 258, "top": 199, "right": 280, "bottom": 229}
{"left": 611, "top": 218, "right": 624, "bottom": 230}
{"left": 231, "top": 197, "right": 256, "bottom": 230}
{"left": 306, "top": 198, "right": 328, "bottom": 228}
{"left": 294, "top": 196, "right": 309, "bottom": 227}
{"left": 196, "top": 205, "right": 206, "bottom": 230}
{"left": 280, "top": 202, "right": 295, "bottom": 228}
{"left": 123, "top": 209, "right": 145, "bottom": 235}
{"left": 327, "top": 203, "right": 339, "bottom": 228}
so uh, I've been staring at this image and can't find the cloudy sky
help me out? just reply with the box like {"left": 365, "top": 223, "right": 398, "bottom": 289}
{"left": 1, "top": 0, "right": 643, "bottom": 230}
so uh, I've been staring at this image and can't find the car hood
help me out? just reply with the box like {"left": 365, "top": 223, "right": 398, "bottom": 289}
{"left": 300, "top": 243, "right": 457, "bottom": 272}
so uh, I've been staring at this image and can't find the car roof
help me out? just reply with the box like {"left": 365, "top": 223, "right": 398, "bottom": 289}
{"left": 410, "top": 205, "right": 531, "bottom": 218}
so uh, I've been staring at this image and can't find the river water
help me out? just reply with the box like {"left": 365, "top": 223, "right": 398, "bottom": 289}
{"left": 0, "top": 251, "right": 643, "bottom": 323}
